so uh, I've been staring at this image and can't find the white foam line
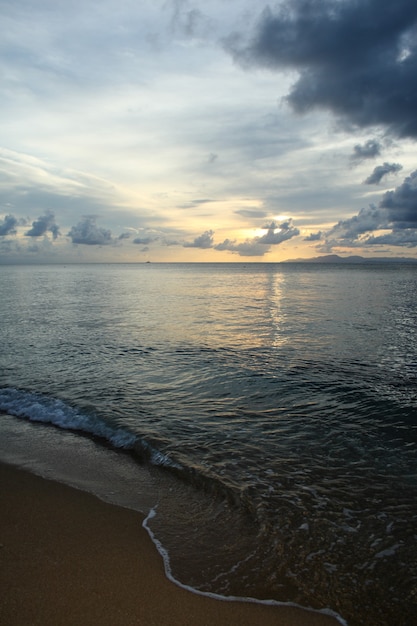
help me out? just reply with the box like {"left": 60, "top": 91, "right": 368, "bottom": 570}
{"left": 142, "top": 507, "right": 349, "bottom": 626}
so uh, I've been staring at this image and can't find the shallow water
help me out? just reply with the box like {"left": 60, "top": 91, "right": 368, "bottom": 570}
{"left": 1, "top": 262, "right": 417, "bottom": 626}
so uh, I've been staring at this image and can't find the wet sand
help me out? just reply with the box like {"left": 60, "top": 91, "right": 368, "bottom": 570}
{"left": 0, "top": 462, "right": 341, "bottom": 626}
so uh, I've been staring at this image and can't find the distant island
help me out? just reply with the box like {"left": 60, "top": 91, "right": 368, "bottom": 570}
{"left": 284, "top": 254, "right": 417, "bottom": 264}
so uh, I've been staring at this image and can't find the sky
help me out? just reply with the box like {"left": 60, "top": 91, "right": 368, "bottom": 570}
{"left": 1, "top": 0, "right": 417, "bottom": 263}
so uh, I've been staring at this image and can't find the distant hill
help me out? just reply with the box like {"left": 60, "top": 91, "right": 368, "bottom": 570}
{"left": 284, "top": 254, "right": 417, "bottom": 264}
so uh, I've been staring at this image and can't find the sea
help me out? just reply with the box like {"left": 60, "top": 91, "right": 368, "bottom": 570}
{"left": 0, "top": 262, "right": 416, "bottom": 626}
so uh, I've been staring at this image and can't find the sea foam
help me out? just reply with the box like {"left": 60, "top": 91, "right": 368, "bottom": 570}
{"left": 0, "top": 387, "right": 137, "bottom": 449}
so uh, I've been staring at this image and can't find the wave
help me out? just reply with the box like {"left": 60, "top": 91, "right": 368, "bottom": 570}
{"left": 0, "top": 387, "right": 253, "bottom": 513}
{"left": 0, "top": 387, "right": 177, "bottom": 470}
{"left": 0, "top": 386, "right": 137, "bottom": 448}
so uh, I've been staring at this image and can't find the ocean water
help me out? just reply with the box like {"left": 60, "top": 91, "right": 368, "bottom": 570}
{"left": 1, "top": 262, "right": 416, "bottom": 626}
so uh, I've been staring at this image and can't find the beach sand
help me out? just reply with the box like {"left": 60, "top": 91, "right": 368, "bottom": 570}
{"left": 0, "top": 462, "right": 341, "bottom": 626}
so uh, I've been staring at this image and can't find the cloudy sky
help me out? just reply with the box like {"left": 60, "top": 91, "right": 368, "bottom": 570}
{"left": 1, "top": 0, "right": 417, "bottom": 263}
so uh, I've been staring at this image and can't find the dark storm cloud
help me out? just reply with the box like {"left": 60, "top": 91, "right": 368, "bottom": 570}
{"left": 380, "top": 170, "right": 417, "bottom": 226}
{"left": 183, "top": 230, "right": 214, "bottom": 249}
{"left": 25, "top": 211, "right": 60, "bottom": 239}
{"left": 324, "top": 170, "right": 417, "bottom": 247}
{"left": 229, "top": 0, "right": 417, "bottom": 138}
{"left": 351, "top": 140, "right": 382, "bottom": 161}
{"left": 0, "top": 214, "right": 19, "bottom": 236}
{"left": 67, "top": 216, "right": 114, "bottom": 245}
{"left": 364, "top": 162, "right": 403, "bottom": 185}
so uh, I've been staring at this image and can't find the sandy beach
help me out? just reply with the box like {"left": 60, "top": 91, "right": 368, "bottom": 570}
{"left": 0, "top": 462, "right": 342, "bottom": 626}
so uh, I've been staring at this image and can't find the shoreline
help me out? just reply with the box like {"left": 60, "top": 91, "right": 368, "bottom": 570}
{"left": 0, "top": 462, "right": 342, "bottom": 626}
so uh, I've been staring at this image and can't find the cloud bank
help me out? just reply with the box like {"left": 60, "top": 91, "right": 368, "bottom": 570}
{"left": 321, "top": 170, "right": 417, "bottom": 249}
